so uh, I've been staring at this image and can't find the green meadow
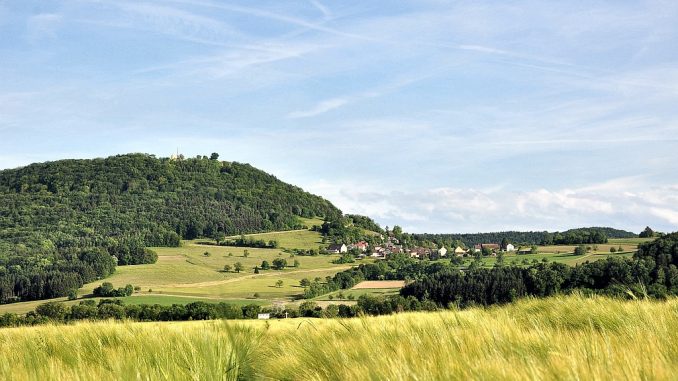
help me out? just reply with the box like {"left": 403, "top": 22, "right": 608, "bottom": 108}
{"left": 0, "top": 225, "right": 355, "bottom": 314}
{"left": 0, "top": 229, "right": 650, "bottom": 315}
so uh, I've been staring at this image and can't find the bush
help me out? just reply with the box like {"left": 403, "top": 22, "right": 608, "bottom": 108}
{"left": 272, "top": 258, "right": 287, "bottom": 270}
{"left": 35, "top": 302, "right": 68, "bottom": 320}
{"left": 93, "top": 282, "right": 134, "bottom": 297}
{"left": 574, "top": 245, "right": 587, "bottom": 256}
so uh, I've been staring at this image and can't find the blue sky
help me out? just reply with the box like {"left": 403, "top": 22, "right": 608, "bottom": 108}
{"left": 1, "top": 0, "right": 678, "bottom": 233}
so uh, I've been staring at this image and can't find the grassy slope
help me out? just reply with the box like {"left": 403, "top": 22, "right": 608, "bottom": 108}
{"left": 1, "top": 294, "right": 677, "bottom": 380}
{"left": 0, "top": 225, "right": 354, "bottom": 314}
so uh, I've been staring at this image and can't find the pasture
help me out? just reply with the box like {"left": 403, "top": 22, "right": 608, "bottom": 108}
{"left": 0, "top": 224, "right": 356, "bottom": 315}
{"left": 457, "top": 238, "right": 648, "bottom": 268}
{"left": 1, "top": 294, "right": 676, "bottom": 380}
{"left": 352, "top": 280, "right": 407, "bottom": 289}
{"left": 0, "top": 230, "right": 653, "bottom": 315}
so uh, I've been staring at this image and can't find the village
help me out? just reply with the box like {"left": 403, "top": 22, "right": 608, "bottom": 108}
{"left": 326, "top": 236, "right": 528, "bottom": 260}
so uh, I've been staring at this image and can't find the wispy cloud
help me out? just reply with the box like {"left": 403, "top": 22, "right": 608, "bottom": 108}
{"left": 26, "top": 13, "right": 62, "bottom": 41}
{"left": 166, "top": 0, "right": 378, "bottom": 42}
{"left": 287, "top": 98, "right": 348, "bottom": 118}
{"left": 309, "top": 0, "right": 332, "bottom": 20}
{"left": 2, "top": 0, "right": 678, "bottom": 233}
{"left": 76, "top": 1, "right": 244, "bottom": 46}
{"left": 287, "top": 72, "right": 439, "bottom": 119}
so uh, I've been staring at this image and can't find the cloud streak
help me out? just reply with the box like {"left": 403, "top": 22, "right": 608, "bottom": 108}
{"left": 2, "top": 0, "right": 677, "bottom": 233}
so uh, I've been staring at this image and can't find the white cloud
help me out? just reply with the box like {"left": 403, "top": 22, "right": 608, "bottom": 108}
{"left": 306, "top": 178, "right": 678, "bottom": 234}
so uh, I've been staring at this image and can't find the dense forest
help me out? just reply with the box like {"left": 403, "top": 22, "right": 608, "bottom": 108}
{"left": 0, "top": 153, "right": 341, "bottom": 303}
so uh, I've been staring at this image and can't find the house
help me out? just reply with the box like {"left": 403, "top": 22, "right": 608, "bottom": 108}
{"left": 438, "top": 246, "right": 448, "bottom": 257}
{"left": 474, "top": 243, "right": 500, "bottom": 253}
{"left": 505, "top": 243, "right": 516, "bottom": 252}
{"left": 355, "top": 241, "right": 369, "bottom": 252}
{"left": 372, "top": 247, "right": 387, "bottom": 259}
{"left": 410, "top": 247, "right": 431, "bottom": 259}
{"left": 517, "top": 247, "right": 532, "bottom": 254}
{"left": 454, "top": 246, "right": 467, "bottom": 256}
{"left": 257, "top": 313, "right": 270, "bottom": 320}
{"left": 328, "top": 244, "right": 348, "bottom": 254}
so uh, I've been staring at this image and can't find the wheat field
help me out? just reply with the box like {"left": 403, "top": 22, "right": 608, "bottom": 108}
{"left": 1, "top": 294, "right": 677, "bottom": 380}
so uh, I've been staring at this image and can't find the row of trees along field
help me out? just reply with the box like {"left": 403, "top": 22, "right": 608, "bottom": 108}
{"left": 0, "top": 292, "right": 439, "bottom": 327}
{"left": 405, "top": 226, "right": 635, "bottom": 249}
{"left": 304, "top": 232, "right": 678, "bottom": 308}
{"left": 0, "top": 153, "right": 341, "bottom": 304}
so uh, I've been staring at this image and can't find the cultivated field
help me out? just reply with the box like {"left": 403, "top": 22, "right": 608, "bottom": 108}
{"left": 1, "top": 294, "right": 676, "bottom": 380}
{"left": 352, "top": 280, "right": 407, "bottom": 289}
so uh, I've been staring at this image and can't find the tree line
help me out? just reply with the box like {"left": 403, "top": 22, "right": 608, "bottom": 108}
{"left": 409, "top": 227, "right": 634, "bottom": 249}
{"left": 0, "top": 293, "right": 441, "bottom": 327}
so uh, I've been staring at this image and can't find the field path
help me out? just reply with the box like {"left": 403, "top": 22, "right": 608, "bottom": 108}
{"left": 160, "top": 265, "right": 353, "bottom": 289}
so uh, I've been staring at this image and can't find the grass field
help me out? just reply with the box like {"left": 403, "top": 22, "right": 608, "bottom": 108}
{"left": 0, "top": 224, "right": 356, "bottom": 315}
{"left": 314, "top": 287, "right": 401, "bottom": 302}
{"left": 0, "top": 232, "right": 652, "bottom": 315}
{"left": 461, "top": 238, "right": 648, "bottom": 268}
{"left": 469, "top": 250, "right": 635, "bottom": 268}
{"left": 352, "top": 280, "right": 407, "bottom": 289}
{"left": 1, "top": 294, "right": 676, "bottom": 380}
{"left": 312, "top": 281, "right": 405, "bottom": 302}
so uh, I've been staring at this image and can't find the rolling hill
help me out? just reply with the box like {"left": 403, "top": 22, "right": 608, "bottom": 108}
{"left": 0, "top": 153, "right": 341, "bottom": 303}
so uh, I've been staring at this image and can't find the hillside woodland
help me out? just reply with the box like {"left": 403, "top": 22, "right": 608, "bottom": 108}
{"left": 0, "top": 154, "right": 340, "bottom": 303}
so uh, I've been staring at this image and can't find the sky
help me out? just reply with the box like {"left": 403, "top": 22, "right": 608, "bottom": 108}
{"left": 1, "top": 0, "right": 678, "bottom": 234}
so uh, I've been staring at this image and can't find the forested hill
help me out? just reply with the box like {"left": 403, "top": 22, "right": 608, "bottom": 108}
{"left": 0, "top": 153, "right": 341, "bottom": 247}
{"left": 0, "top": 153, "right": 341, "bottom": 303}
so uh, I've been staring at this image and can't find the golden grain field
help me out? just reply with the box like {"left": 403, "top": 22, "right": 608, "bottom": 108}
{"left": 1, "top": 294, "right": 677, "bottom": 380}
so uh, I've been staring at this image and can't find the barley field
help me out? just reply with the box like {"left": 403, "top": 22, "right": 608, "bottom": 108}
{"left": 1, "top": 294, "right": 677, "bottom": 380}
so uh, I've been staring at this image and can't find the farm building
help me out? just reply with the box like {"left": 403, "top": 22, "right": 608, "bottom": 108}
{"left": 328, "top": 244, "right": 348, "bottom": 254}
{"left": 454, "top": 246, "right": 467, "bottom": 256}
{"left": 474, "top": 244, "right": 500, "bottom": 253}
{"left": 409, "top": 247, "right": 431, "bottom": 258}
{"left": 355, "top": 241, "right": 369, "bottom": 251}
